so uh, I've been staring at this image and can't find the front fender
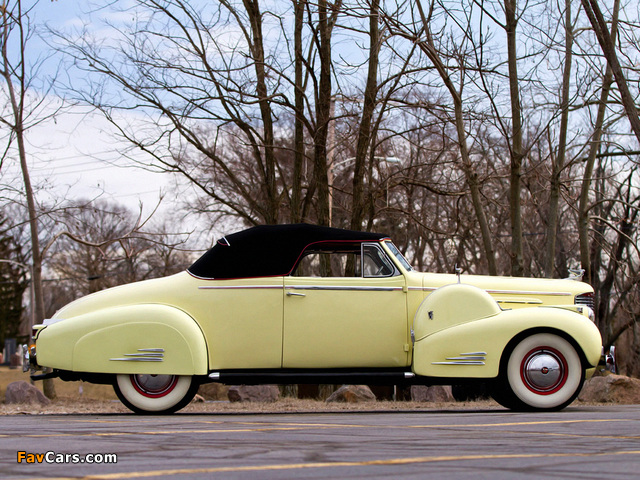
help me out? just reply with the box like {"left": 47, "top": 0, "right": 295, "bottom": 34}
{"left": 36, "top": 304, "right": 208, "bottom": 375}
{"left": 413, "top": 307, "right": 602, "bottom": 379}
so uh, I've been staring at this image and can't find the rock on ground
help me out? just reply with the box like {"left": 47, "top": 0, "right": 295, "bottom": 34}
{"left": 326, "top": 385, "right": 376, "bottom": 403}
{"left": 5, "top": 381, "right": 51, "bottom": 406}
{"left": 579, "top": 373, "right": 640, "bottom": 404}
{"left": 198, "top": 383, "right": 230, "bottom": 401}
{"left": 410, "top": 385, "right": 454, "bottom": 402}
{"left": 227, "top": 385, "right": 280, "bottom": 403}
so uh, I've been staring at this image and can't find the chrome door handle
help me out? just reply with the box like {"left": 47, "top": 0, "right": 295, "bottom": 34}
{"left": 286, "top": 292, "right": 306, "bottom": 297}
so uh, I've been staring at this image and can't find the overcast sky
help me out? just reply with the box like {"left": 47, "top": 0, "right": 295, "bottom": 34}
{"left": 5, "top": 0, "right": 175, "bottom": 218}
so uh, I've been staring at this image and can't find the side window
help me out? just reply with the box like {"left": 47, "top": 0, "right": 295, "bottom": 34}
{"left": 362, "top": 243, "right": 397, "bottom": 278}
{"left": 292, "top": 250, "right": 361, "bottom": 277}
{"left": 291, "top": 243, "right": 398, "bottom": 278}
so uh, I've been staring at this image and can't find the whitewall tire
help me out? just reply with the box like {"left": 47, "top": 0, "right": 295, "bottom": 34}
{"left": 496, "top": 333, "right": 584, "bottom": 411}
{"left": 114, "top": 374, "right": 198, "bottom": 414}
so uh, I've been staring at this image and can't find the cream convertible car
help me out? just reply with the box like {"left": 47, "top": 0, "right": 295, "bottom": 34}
{"left": 26, "top": 224, "right": 603, "bottom": 413}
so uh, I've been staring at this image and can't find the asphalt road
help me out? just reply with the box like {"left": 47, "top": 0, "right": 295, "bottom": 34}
{"left": 2, "top": 405, "right": 640, "bottom": 479}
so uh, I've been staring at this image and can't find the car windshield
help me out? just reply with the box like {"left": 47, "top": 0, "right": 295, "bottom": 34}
{"left": 385, "top": 241, "right": 413, "bottom": 271}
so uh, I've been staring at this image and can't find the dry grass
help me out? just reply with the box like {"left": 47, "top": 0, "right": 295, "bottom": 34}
{"left": 0, "top": 366, "right": 117, "bottom": 400}
{"left": 0, "top": 365, "right": 123, "bottom": 415}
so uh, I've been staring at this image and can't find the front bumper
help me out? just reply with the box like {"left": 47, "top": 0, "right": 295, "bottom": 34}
{"left": 22, "top": 343, "right": 59, "bottom": 381}
{"left": 21, "top": 343, "right": 37, "bottom": 373}
{"left": 22, "top": 324, "right": 49, "bottom": 374}
{"left": 599, "top": 346, "right": 616, "bottom": 373}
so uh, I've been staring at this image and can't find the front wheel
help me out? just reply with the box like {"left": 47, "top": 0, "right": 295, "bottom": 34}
{"left": 114, "top": 374, "right": 199, "bottom": 414}
{"left": 491, "top": 333, "right": 584, "bottom": 411}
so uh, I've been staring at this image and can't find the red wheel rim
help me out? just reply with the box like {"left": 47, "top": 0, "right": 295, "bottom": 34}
{"left": 520, "top": 346, "right": 568, "bottom": 395}
{"left": 130, "top": 374, "right": 179, "bottom": 398}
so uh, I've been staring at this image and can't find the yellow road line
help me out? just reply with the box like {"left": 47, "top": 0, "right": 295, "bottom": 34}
{"left": 2, "top": 417, "right": 635, "bottom": 439}
{"left": 1, "top": 426, "right": 333, "bottom": 439}
{"left": 493, "top": 430, "right": 640, "bottom": 441}
{"left": 227, "top": 418, "right": 632, "bottom": 429}
{"left": 417, "top": 418, "right": 632, "bottom": 428}
{"left": 20, "top": 449, "right": 640, "bottom": 480}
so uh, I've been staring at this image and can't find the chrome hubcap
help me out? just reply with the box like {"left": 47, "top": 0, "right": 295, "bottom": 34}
{"left": 131, "top": 374, "right": 177, "bottom": 397}
{"left": 521, "top": 349, "right": 566, "bottom": 394}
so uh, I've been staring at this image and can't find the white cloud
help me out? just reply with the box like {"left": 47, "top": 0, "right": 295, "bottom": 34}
{"left": 4, "top": 103, "right": 173, "bottom": 216}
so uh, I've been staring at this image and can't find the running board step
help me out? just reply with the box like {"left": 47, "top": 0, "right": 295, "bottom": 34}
{"left": 208, "top": 370, "right": 416, "bottom": 385}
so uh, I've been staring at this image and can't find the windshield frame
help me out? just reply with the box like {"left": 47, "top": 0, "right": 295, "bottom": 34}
{"left": 384, "top": 241, "right": 413, "bottom": 272}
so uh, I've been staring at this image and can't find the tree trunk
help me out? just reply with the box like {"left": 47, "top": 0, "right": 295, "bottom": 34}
{"left": 18, "top": 131, "right": 56, "bottom": 399}
{"left": 291, "top": 0, "right": 305, "bottom": 223}
{"left": 581, "top": 0, "right": 640, "bottom": 145}
{"left": 243, "top": 0, "right": 279, "bottom": 224}
{"left": 414, "top": 0, "right": 497, "bottom": 275}
{"left": 543, "top": 0, "right": 574, "bottom": 278}
{"left": 578, "top": 0, "right": 620, "bottom": 284}
{"left": 2, "top": 0, "right": 56, "bottom": 399}
{"left": 313, "top": 0, "right": 337, "bottom": 226}
{"left": 505, "top": 0, "right": 524, "bottom": 277}
{"left": 350, "top": 0, "right": 380, "bottom": 232}
{"left": 595, "top": 175, "right": 636, "bottom": 345}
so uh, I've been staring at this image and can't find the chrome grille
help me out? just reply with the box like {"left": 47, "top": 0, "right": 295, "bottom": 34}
{"left": 575, "top": 292, "right": 595, "bottom": 310}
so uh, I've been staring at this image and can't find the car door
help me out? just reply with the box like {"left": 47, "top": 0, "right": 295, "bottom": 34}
{"left": 282, "top": 243, "right": 409, "bottom": 368}
{"left": 197, "top": 277, "right": 284, "bottom": 369}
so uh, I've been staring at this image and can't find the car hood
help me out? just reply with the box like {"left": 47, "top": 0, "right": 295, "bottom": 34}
{"left": 416, "top": 271, "right": 592, "bottom": 307}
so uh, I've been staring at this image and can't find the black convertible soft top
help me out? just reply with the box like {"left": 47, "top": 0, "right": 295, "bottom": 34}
{"left": 188, "top": 223, "right": 388, "bottom": 280}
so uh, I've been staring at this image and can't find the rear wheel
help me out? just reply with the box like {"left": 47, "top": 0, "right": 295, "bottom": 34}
{"left": 114, "top": 374, "right": 199, "bottom": 414}
{"left": 491, "top": 333, "right": 584, "bottom": 411}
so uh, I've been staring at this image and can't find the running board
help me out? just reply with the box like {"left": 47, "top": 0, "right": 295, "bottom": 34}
{"left": 208, "top": 370, "right": 416, "bottom": 385}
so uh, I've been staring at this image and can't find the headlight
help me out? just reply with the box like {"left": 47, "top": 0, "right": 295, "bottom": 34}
{"left": 577, "top": 306, "right": 595, "bottom": 322}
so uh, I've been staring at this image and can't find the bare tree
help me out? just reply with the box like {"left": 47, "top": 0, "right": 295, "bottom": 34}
{"left": 349, "top": 0, "right": 380, "bottom": 231}
{"left": 0, "top": 210, "right": 29, "bottom": 346}
{"left": 580, "top": 0, "right": 640, "bottom": 144}
{"left": 0, "top": 0, "right": 62, "bottom": 398}
{"left": 312, "top": 0, "right": 342, "bottom": 226}
{"left": 47, "top": 199, "right": 192, "bottom": 298}
{"left": 541, "top": 0, "right": 575, "bottom": 278}
{"left": 1, "top": 0, "right": 44, "bottom": 323}
{"left": 578, "top": 0, "right": 620, "bottom": 284}
{"left": 291, "top": 0, "right": 306, "bottom": 223}
{"left": 381, "top": 0, "right": 498, "bottom": 274}
{"left": 589, "top": 165, "right": 639, "bottom": 351}
{"left": 51, "top": 0, "right": 354, "bottom": 228}
{"left": 502, "top": 0, "right": 526, "bottom": 276}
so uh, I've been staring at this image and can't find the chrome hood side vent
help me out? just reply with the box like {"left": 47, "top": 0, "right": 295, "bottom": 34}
{"left": 110, "top": 348, "right": 165, "bottom": 362}
{"left": 575, "top": 292, "right": 595, "bottom": 310}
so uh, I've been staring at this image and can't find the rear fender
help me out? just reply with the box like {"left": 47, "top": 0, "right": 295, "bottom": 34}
{"left": 36, "top": 304, "right": 208, "bottom": 375}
